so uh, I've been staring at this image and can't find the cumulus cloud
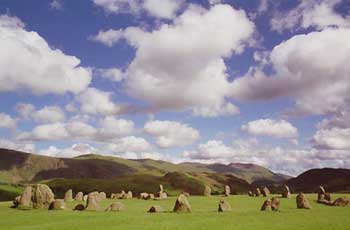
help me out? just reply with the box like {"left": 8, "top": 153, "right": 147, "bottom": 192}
{"left": 89, "top": 29, "right": 123, "bottom": 47}
{"left": 16, "top": 103, "right": 65, "bottom": 123}
{"left": 241, "top": 119, "right": 298, "bottom": 138}
{"left": 103, "top": 136, "right": 153, "bottom": 153}
{"left": 231, "top": 28, "right": 350, "bottom": 116}
{"left": 50, "top": 0, "right": 63, "bottom": 10}
{"left": 92, "top": 0, "right": 182, "bottom": 19}
{"left": 144, "top": 120, "right": 199, "bottom": 148}
{"left": 270, "top": 0, "right": 350, "bottom": 32}
{"left": 311, "top": 127, "right": 350, "bottom": 150}
{"left": 96, "top": 67, "right": 124, "bottom": 82}
{"left": 39, "top": 143, "right": 96, "bottom": 158}
{"left": 16, "top": 115, "right": 134, "bottom": 142}
{"left": 76, "top": 88, "right": 122, "bottom": 115}
{"left": 0, "top": 113, "right": 17, "bottom": 130}
{"left": 119, "top": 4, "right": 254, "bottom": 116}
{"left": 0, "top": 138, "right": 35, "bottom": 153}
{"left": 0, "top": 14, "right": 91, "bottom": 95}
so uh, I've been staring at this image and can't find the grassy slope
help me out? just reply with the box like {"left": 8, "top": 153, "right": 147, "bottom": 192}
{"left": 0, "top": 184, "right": 23, "bottom": 201}
{"left": 0, "top": 194, "right": 349, "bottom": 230}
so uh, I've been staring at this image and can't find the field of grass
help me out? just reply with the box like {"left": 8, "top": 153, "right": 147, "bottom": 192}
{"left": 0, "top": 194, "right": 349, "bottom": 230}
{"left": 0, "top": 184, "right": 23, "bottom": 201}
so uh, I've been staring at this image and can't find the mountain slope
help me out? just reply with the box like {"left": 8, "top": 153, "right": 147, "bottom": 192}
{"left": 287, "top": 168, "right": 350, "bottom": 193}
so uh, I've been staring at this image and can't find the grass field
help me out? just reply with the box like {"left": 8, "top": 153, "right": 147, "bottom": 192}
{"left": 0, "top": 194, "right": 349, "bottom": 230}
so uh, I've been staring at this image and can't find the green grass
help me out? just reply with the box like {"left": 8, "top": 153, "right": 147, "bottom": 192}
{"left": 0, "top": 184, "right": 23, "bottom": 201}
{"left": 0, "top": 194, "right": 349, "bottom": 230}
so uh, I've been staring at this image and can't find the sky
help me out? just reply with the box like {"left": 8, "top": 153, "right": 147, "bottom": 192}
{"left": 0, "top": 0, "right": 349, "bottom": 176}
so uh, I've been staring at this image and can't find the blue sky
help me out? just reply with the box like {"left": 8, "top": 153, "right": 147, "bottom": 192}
{"left": 0, "top": 0, "right": 349, "bottom": 175}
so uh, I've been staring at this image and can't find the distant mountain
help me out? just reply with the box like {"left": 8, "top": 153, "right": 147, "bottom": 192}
{"left": 0, "top": 148, "right": 288, "bottom": 196}
{"left": 286, "top": 168, "right": 350, "bottom": 193}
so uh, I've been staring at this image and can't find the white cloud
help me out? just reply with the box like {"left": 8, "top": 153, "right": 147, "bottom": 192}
{"left": 312, "top": 127, "right": 350, "bottom": 150}
{"left": 143, "top": 0, "right": 183, "bottom": 19}
{"left": 103, "top": 136, "right": 153, "bottom": 153}
{"left": 271, "top": 0, "right": 350, "bottom": 32}
{"left": 241, "top": 119, "right": 298, "bottom": 138}
{"left": 0, "top": 113, "right": 17, "bottom": 130}
{"left": 16, "top": 103, "right": 65, "bottom": 123}
{"left": 98, "top": 116, "right": 134, "bottom": 138}
{"left": 39, "top": 143, "right": 96, "bottom": 158}
{"left": 90, "top": 29, "right": 123, "bottom": 47}
{"left": 183, "top": 140, "right": 234, "bottom": 159}
{"left": 50, "top": 0, "right": 63, "bottom": 10}
{"left": 144, "top": 120, "right": 199, "bottom": 148}
{"left": 0, "top": 14, "right": 91, "bottom": 95}
{"left": 92, "top": 0, "right": 182, "bottom": 19}
{"left": 120, "top": 4, "right": 254, "bottom": 116}
{"left": 76, "top": 88, "right": 121, "bottom": 115}
{"left": 16, "top": 116, "right": 134, "bottom": 142}
{"left": 97, "top": 67, "right": 124, "bottom": 82}
{"left": 32, "top": 106, "right": 65, "bottom": 123}
{"left": 0, "top": 138, "right": 35, "bottom": 153}
{"left": 231, "top": 28, "right": 350, "bottom": 116}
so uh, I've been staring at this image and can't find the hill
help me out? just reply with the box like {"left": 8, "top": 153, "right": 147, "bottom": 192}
{"left": 286, "top": 168, "right": 350, "bottom": 193}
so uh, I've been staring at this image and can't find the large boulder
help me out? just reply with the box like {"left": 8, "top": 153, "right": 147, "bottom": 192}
{"left": 173, "top": 194, "right": 191, "bottom": 212}
{"left": 32, "top": 184, "right": 55, "bottom": 209}
{"left": 204, "top": 185, "right": 211, "bottom": 196}
{"left": 332, "top": 197, "right": 349, "bottom": 207}
{"left": 224, "top": 185, "right": 231, "bottom": 196}
{"left": 262, "top": 187, "right": 270, "bottom": 197}
{"left": 296, "top": 193, "right": 311, "bottom": 209}
{"left": 49, "top": 199, "right": 65, "bottom": 210}
{"left": 261, "top": 199, "right": 272, "bottom": 211}
{"left": 74, "top": 192, "right": 84, "bottom": 201}
{"left": 105, "top": 202, "right": 124, "bottom": 212}
{"left": 64, "top": 189, "right": 73, "bottom": 202}
{"left": 218, "top": 199, "right": 231, "bottom": 212}
{"left": 148, "top": 205, "right": 163, "bottom": 213}
{"left": 281, "top": 185, "right": 291, "bottom": 198}
{"left": 85, "top": 195, "right": 100, "bottom": 211}
{"left": 271, "top": 197, "right": 280, "bottom": 211}
{"left": 18, "top": 186, "right": 32, "bottom": 208}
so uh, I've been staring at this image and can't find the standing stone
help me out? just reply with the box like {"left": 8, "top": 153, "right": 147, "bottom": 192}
{"left": 271, "top": 197, "right": 280, "bottom": 211}
{"left": 88, "top": 191, "right": 101, "bottom": 202}
{"left": 281, "top": 185, "right": 291, "bottom": 198}
{"left": 64, "top": 189, "right": 73, "bottom": 202}
{"left": 332, "top": 197, "right": 349, "bottom": 207}
{"left": 83, "top": 195, "right": 88, "bottom": 202}
{"left": 99, "top": 192, "right": 107, "bottom": 200}
{"left": 261, "top": 199, "right": 272, "bottom": 211}
{"left": 19, "top": 186, "right": 32, "bottom": 208}
{"left": 140, "top": 193, "right": 149, "bottom": 200}
{"left": 225, "top": 185, "right": 231, "bottom": 196}
{"left": 149, "top": 194, "right": 155, "bottom": 200}
{"left": 218, "top": 199, "right": 232, "bottom": 212}
{"left": 49, "top": 199, "right": 65, "bottom": 210}
{"left": 296, "top": 193, "right": 311, "bottom": 209}
{"left": 262, "top": 187, "right": 270, "bottom": 197}
{"left": 254, "top": 188, "right": 261, "bottom": 196}
{"left": 182, "top": 192, "right": 190, "bottom": 197}
{"left": 105, "top": 202, "right": 124, "bottom": 211}
{"left": 74, "top": 192, "right": 83, "bottom": 201}
{"left": 156, "top": 185, "right": 167, "bottom": 199}
{"left": 173, "top": 194, "right": 191, "bottom": 212}
{"left": 148, "top": 205, "right": 163, "bottom": 213}
{"left": 248, "top": 191, "right": 253, "bottom": 197}
{"left": 159, "top": 184, "right": 164, "bottom": 193}
{"left": 13, "top": 195, "right": 21, "bottom": 208}
{"left": 85, "top": 195, "right": 100, "bottom": 211}
{"left": 204, "top": 185, "right": 211, "bottom": 196}
{"left": 126, "top": 191, "right": 133, "bottom": 199}
{"left": 32, "top": 184, "right": 55, "bottom": 209}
